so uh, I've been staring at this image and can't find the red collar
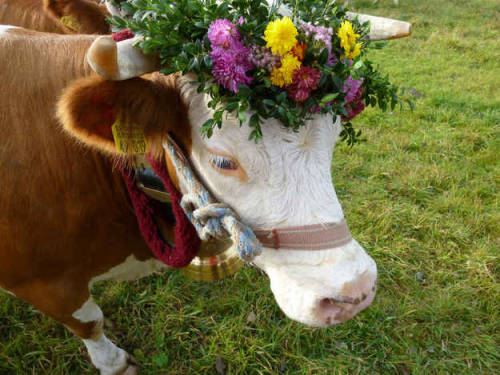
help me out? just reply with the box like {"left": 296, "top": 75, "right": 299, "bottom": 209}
{"left": 120, "top": 154, "right": 200, "bottom": 267}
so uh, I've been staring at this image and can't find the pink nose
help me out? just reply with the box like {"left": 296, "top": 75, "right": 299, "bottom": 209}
{"left": 314, "top": 273, "right": 376, "bottom": 325}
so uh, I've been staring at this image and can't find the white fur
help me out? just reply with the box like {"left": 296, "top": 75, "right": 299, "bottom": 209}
{"left": 70, "top": 256, "right": 164, "bottom": 374}
{"left": 83, "top": 333, "right": 129, "bottom": 375}
{"left": 0, "top": 25, "right": 19, "bottom": 36}
{"left": 73, "top": 298, "right": 129, "bottom": 375}
{"left": 172, "top": 77, "right": 378, "bottom": 326}
{"left": 90, "top": 254, "right": 167, "bottom": 286}
{"left": 73, "top": 298, "right": 104, "bottom": 323}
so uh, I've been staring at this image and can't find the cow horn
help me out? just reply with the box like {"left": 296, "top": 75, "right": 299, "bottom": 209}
{"left": 87, "top": 35, "right": 160, "bottom": 80}
{"left": 346, "top": 12, "right": 412, "bottom": 40}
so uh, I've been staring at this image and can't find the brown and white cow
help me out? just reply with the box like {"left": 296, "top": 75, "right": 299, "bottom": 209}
{"left": 0, "top": 0, "right": 110, "bottom": 34}
{"left": 0, "top": 13, "right": 410, "bottom": 375}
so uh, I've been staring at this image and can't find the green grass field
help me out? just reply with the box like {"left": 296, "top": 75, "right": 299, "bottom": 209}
{"left": 1, "top": 0, "right": 498, "bottom": 373}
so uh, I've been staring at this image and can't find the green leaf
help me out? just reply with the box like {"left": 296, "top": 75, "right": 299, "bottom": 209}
{"left": 320, "top": 93, "right": 339, "bottom": 105}
{"left": 238, "top": 107, "right": 246, "bottom": 123}
{"left": 262, "top": 99, "right": 276, "bottom": 107}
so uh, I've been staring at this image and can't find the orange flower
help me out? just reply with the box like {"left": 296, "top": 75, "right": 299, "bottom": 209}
{"left": 292, "top": 42, "right": 306, "bottom": 61}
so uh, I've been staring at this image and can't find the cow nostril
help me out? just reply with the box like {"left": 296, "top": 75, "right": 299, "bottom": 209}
{"left": 321, "top": 296, "right": 360, "bottom": 306}
{"left": 317, "top": 298, "right": 353, "bottom": 325}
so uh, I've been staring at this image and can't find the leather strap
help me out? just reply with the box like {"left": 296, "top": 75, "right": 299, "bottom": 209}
{"left": 254, "top": 220, "right": 352, "bottom": 250}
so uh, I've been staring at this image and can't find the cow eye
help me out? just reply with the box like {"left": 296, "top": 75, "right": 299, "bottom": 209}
{"left": 210, "top": 154, "right": 238, "bottom": 170}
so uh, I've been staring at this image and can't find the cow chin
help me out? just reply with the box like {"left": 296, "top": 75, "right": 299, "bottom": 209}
{"left": 253, "top": 239, "right": 377, "bottom": 327}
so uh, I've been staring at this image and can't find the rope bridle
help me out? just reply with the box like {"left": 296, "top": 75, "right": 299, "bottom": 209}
{"left": 159, "top": 134, "right": 353, "bottom": 262}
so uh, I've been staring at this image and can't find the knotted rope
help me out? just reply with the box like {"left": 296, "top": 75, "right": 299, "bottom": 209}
{"left": 164, "top": 136, "right": 262, "bottom": 261}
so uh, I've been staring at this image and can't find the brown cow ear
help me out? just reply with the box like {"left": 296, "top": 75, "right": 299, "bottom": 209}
{"left": 44, "top": 0, "right": 110, "bottom": 34}
{"left": 57, "top": 76, "right": 124, "bottom": 154}
{"left": 44, "top": 1, "right": 79, "bottom": 31}
{"left": 57, "top": 75, "right": 182, "bottom": 156}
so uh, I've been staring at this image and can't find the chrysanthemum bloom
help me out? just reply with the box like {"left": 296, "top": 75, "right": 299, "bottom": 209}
{"left": 264, "top": 17, "right": 298, "bottom": 56}
{"left": 337, "top": 20, "right": 362, "bottom": 59}
{"left": 210, "top": 39, "right": 254, "bottom": 93}
{"left": 292, "top": 42, "right": 306, "bottom": 61}
{"left": 288, "top": 66, "right": 321, "bottom": 103}
{"left": 270, "top": 53, "right": 301, "bottom": 87}
{"left": 249, "top": 45, "right": 279, "bottom": 71}
{"left": 342, "top": 77, "right": 365, "bottom": 120}
{"left": 300, "top": 24, "right": 333, "bottom": 53}
{"left": 208, "top": 19, "right": 240, "bottom": 49}
{"left": 343, "top": 76, "right": 362, "bottom": 103}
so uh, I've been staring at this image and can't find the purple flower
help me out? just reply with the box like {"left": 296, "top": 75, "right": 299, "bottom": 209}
{"left": 343, "top": 77, "right": 363, "bottom": 103}
{"left": 208, "top": 19, "right": 240, "bottom": 49}
{"left": 342, "top": 77, "right": 365, "bottom": 121}
{"left": 208, "top": 24, "right": 254, "bottom": 93}
{"left": 300, "top": 24, "right": 334, "bottom": 53}
{"left": 248, "top": 45, "right": 279, "bottom": 71}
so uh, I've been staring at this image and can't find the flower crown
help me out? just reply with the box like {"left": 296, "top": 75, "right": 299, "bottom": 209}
{"left": 111, "top": 0, "right": 402, "bottom": 143}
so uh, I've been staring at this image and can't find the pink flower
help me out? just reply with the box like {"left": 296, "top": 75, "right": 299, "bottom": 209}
{"left": 343, "top": 76, "right": 362, "bottom": 103}
{"left": 287, "top": 66, "right": 321, "bottom": 103}
{"left": 208, "top": 19, "right": 240, "bottom": 49}
{"left": 210, "top": 49, "right": 253, "bottom": 92}
{"left": 290, "top": 89, "right": 311, "bottom": 103}
{"left": 300, "top": 24, "right": 334, "bottom": 53}
{"left": 207, "top": 19, "right": 255, "bottom": 93}
{"left": 342, "top": 77, "right": 365, "bottom": 121}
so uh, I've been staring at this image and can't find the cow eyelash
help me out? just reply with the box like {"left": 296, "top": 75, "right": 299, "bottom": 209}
{"left": 210, "top": 154, "right": 238, "bottom": 170}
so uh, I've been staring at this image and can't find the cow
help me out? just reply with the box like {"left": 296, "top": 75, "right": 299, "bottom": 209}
{"left": 0, "top": 0, "right": 110, "bottom": 34}
{"left": 0, "top": 12, "right": 411, "bottom": 375}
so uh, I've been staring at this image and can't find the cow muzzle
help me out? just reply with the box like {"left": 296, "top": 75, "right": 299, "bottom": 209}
{"left": 255, "top": 238, "right": 377, "bottom": 327}
{"left": 313, "top": 269, "right": 376, "bottom": 326}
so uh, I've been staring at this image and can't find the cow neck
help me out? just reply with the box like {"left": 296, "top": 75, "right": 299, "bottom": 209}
{"left": 120, "top": 154, "right": 200, "bottom": 268}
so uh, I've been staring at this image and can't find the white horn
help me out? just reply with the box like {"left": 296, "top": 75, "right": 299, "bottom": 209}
{"left": 346, "top": 12, "right": 412, "bottom": 41}
{"left": 87, "top": 35, "right": 160, "bottom": 80}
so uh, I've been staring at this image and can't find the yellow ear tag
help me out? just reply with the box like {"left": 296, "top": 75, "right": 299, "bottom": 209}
{"left": 60, "top": 15, "right": 80, "bottom": 32}
{"left": 111, "top": 116, "right": 149, "bottom": 154}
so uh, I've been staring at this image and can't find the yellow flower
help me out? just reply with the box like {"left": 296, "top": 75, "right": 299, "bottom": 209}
{"left": 337, "top": 20, "right": 362, "bottom": 59}
{"left": 270, "top": 53, "right": 301, "bottom": 87}
{"left": 264, "top": 17, "right": 298, "bottom": 56}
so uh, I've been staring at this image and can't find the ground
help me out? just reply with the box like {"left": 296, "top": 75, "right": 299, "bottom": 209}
{"left": 0, "top": 0, "right": 498, "bottom": 374}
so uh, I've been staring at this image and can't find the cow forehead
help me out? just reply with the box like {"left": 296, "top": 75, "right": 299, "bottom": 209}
{"left": 185, "top": 96, "right": 340, "bottom": 165}
{"left": 177, "top": 74, "right": 340, "bottom": 160}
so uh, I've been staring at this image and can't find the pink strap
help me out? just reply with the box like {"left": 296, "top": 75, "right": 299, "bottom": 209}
{"left": 254, "top": 221, "right": 352, "bottom": 250}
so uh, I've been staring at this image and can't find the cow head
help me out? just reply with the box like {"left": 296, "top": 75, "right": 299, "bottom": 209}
{"left": 57, "top": 13, "right": 411, "bottom": 326}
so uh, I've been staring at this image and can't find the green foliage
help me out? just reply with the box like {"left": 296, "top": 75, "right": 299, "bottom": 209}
{"left": 109, "top": 0, "right": 403, "bottom": 142}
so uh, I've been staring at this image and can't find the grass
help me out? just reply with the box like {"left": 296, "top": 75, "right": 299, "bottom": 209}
{"left": 1, "top": 0, "right": 499, "bottom": 373}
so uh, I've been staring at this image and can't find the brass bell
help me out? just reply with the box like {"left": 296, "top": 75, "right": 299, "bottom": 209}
{"left": 181, "top": 237, "right": 243, "bottom": 281}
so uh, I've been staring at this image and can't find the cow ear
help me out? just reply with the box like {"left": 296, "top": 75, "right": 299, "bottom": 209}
{"left": 57, "top": 76, "right": 120, "bottom": 154}
{"left": 44, "top": 0, "right": 109, "bottom": 34}
{"left": 57, "top": 75, "right": 183, "bottom": 156}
